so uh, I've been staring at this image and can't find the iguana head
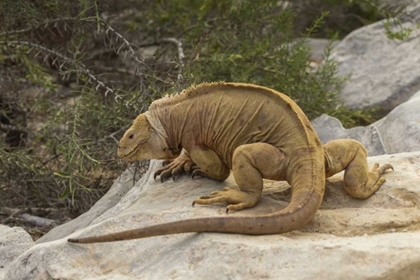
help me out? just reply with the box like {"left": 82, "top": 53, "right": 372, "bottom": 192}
{"left": 118, "top": 113, "right": 177, "bottom": 161}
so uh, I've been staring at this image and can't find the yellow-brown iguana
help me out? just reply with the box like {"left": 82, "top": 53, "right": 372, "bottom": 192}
{"left": 68, "top": 82, "right": 393, "bottom": 243}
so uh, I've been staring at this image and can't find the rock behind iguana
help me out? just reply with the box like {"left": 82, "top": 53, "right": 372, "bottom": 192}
{"left": 68, "top": 82, "right": 392, "bottom": 243}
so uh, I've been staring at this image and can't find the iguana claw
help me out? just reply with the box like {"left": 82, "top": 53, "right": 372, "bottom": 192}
{"left": 154, "top": 154, "right": 196, "bottom": 182}
{"left": 192, "top": 169, "right": 207, "bottom": 179}
{"left": 162, "top": 159, "right": 172, "bottom": 166}
{"left": 153, "top": 168, "right": 164, "bottom": 181}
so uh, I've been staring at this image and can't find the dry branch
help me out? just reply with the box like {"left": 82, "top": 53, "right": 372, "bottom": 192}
{"left": 1, "top": 207, "right": 57, "bottom": 227}
{"left": 0, "top": 40, "right": 139, "bottom": 110}
{"left": 159, "top": 37, "right": 185, "bottom": 83}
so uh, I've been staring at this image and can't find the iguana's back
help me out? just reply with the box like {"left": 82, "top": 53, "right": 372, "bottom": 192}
{"left": 147, "top": 82, "right": 320, "bottom": 169}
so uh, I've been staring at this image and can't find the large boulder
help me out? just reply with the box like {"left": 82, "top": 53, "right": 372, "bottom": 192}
{"left": 332, "top": 3, "right": 420, "bottom": 111}
{"left": 374, "top": 90, "right": 420, "bottom": 153}
{"left": 0, "top": 225, "right": 34, "bottom": 280}
{"left": 4, "top": 152, "right": 420, "bottom": 279}
{"left": 312, "top": 89, "right": 420, "bottom": 155}
{"left": 312, "top": 114, "right": 387, "bottom": 156}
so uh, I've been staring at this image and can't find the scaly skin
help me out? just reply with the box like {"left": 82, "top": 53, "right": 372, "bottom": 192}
{"left": 68, "top": 82, "right": 393, "bottom": 243}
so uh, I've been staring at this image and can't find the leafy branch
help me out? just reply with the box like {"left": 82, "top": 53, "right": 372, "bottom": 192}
{"left": 1, "top": 40, "right": 140, "bottom": 109}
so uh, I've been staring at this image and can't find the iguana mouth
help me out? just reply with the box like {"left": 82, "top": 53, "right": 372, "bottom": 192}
{"left": 119, "top": 140, "right": 147, "bottom": 160}
{"left": 121, "top": 146, "right": 139, "bottom": 160}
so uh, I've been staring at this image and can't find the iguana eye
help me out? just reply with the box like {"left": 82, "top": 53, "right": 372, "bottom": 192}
{"left": 128, "top": 133, "right": 134, "bottom": 139}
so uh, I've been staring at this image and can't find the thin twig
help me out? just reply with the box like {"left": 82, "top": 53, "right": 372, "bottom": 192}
{"left": 41, "top": 153, "right": 62, "bottom": 166}
{"left": 102, "top": 21, "right": 144, "bottom": 66}
{"left": 103, "top": 9, "right": 139, "bottom": 24}
{"left": 98, "top": 127, "right": 125, "bottom": 144}
{"left": 159, "top": 37, "right": 185, "bottom": 83}
{"left": 1, "top": 207, "right": 26, "bottom": 223}
{"left": 0, "top": 17, "right": 82, "bottom": 37}
{"left": 0, "top": 123, "right": 28, "bottom": 133}
{"left": 100, "top": 66, "right": 143, "bottom": 77}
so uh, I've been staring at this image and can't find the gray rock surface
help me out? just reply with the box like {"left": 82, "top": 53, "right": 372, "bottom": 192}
{"left": 313, "top": 88, "right": 420, "bottom": 155}
{"left": 36, "top": 164, "right": 141, "bottom": 244}
{"left": 332, "top": 3, "right": 420, "bottom": 111}
{"left": 312, "top": 114, "right": 387, "bottom": 156}
{"left": 0, "top": 225, "right": 34, "bottom": 280}
{"left": 374, "top": 89, "right": 420, "bottom": 153}
{"left": 5, "top": 152, "right": 420, "bottom": 280}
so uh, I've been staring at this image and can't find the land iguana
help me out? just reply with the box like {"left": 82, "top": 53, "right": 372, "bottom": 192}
{"left": 68, "top": 82, "right": 393, "bottom": 243}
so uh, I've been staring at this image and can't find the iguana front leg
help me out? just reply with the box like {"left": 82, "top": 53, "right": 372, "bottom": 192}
{"left": 155, "top": 146, "right": 231, "bottom": 182}
{"left": 193, "top": 143, "right": 286, "bottom": 212}
{"left": 324, "top": 139, "right": 394, "bottom": 199}
{"left": 154, "top": 149, "right": 197, "bottom": 182}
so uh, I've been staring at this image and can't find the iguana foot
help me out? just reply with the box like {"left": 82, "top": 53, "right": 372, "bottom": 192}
{"left": 344, "top": 162, "right": 394, "bottom": 199}
{"left": 154, "top": 154, "right": 196, "bottom": 182}
{"left": 193, "top": 187, "right": 259, "bottom": 212}
{"left": 367, "top": 162, "right": 394, "bottom": 189}
{"left": 372, "top": 162, "right": 394, "bottom": 173}
{"left": 324, "top": 140, "right": 394, "bottom": 199}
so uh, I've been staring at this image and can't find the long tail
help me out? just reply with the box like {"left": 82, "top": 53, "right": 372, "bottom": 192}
{"left": 67, "top": 189, "right": 322, "bottom": 243}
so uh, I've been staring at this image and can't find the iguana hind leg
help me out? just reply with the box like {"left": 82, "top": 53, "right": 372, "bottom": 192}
{"left": 343, "top": 160, "right": 393, "bottom": 199}
{"left": 324, "top": 139, "right": 394, "bottom": 199}
{"left": 193, "top": 143, "right": 286, "bottom": 212}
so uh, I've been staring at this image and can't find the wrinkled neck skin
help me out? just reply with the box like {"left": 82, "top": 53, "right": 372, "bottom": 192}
{"left": 145, "top": 111, "right": 181, "bottom": 159}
